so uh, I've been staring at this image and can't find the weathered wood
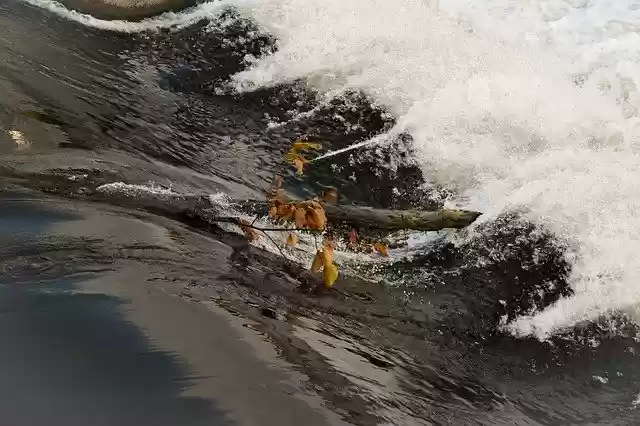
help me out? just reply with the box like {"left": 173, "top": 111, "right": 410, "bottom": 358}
{"left": 233, "top": 200, "right": 481, "bottom": 232}
{"left": 87, "top": 184, "right": 481, "bottom": 232}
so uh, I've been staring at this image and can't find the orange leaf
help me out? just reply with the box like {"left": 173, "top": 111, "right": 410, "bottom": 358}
{"left": 275, "top": 203, "right": 294, "bottom": 221}
{"left": 268, "top": 188, "right": 288, "bottom": 203}
{"left": 311, "top": 250, "right": 324, "bottom": 273}
{"left": 319, "top": 187, "right": 338, "bottom": 204}
{"left": 305, "top": 211, "right": 317, "bottom": 229}
{"left": 322, "top": 263, "right": 339, "bottom": 288}
{"left": 294, "top": 207, "right": 307, "bottom": 228}
{"left": 374, "top": 242, "right": 389, "bottom": 257}
{"left": 285, "top": 233, "right": 298, "bottom": 246}
{"left": 307, "top": 207, "right": 326, "bottom": 231}
{"left": 294, "top": 158, "right": 305, "bottom": 176}
{"left": 283, "top": 204, "right": 296, "bottom": 221}
{"left": 238, "top": 219, "right": 259, "bottom": 242}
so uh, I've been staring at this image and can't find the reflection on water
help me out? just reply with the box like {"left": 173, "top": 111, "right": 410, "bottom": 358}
{"left": 0, "top": 192, "right": 348, "bottom": 426}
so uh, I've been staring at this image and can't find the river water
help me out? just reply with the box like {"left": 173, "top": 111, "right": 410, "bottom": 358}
{"left": 1, "top": 0, "right": 640, "bottom": 424}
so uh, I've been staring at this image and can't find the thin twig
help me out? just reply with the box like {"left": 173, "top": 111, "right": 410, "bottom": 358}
{"left": 210, "top": 216, "right": 310, "bottom": 233}
{"left": 260, "top": 229, "right": 287, "bottom": 260}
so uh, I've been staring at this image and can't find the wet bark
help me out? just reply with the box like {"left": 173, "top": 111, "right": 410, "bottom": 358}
{"left": 235, "top": 200, "right": 481, "bottom": 232}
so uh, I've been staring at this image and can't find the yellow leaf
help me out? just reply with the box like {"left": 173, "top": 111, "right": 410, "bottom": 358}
{"left": 285, "top": 233, "right": 298, "bottom": 246}
{"left": 323, "top": 263, "right": 339, "bottom": 288}
{"left": 311, "top": 250, "right": 324, "bottom": 273}
{"left": 321, "top": 244, "right": 334, "bottom": 266}
{"left": 294, "top": 158, "right": 305, "bottom": 176}
{"left": 291, "top": 141, "right": 322, "bottom": 153}
{"left": 374, "top": 242, "right": 389, "bottom": 257}
{"left": 294, "top": 207, "right": 307, "bottom": 228}
{"left": 238, "top": 219, "right": 259, "bottom": 242}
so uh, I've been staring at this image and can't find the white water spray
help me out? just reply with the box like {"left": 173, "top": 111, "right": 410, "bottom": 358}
{"left": 229, "top": 0, "right": 640, "bottom": 339}
{"left": 25, "top": 0, "right": 640, "bottom": 339}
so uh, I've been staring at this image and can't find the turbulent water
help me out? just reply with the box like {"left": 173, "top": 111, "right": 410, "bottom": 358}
{"left": 3, "top": 0, "right": 640, "bottom": 424}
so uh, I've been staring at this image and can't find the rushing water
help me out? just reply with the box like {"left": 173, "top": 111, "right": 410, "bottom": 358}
{"left": 2, "top": 0, "right": 640, "bottom": 424}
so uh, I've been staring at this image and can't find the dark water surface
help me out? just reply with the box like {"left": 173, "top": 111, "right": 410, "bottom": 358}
{"left": 1, "top": 1, "right": 640, "bottom": 425}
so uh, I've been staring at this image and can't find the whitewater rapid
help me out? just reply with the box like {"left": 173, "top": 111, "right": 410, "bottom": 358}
{"left": 23, "top": 0, "right": 640, "bottom": 339}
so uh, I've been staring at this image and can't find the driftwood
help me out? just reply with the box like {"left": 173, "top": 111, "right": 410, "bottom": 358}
{"left": 87, "top": 187, "right": 482, "bottom": 233}
{"left": 235, "top": 200, "right": 481, "bottom": 232}
{"left": 2, "top": 168, "right": 481, "bottom": 233}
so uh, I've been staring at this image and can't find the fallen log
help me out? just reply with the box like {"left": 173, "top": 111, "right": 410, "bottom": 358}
{"left": 8, "top": 171, "right": 481, "bottom": 233}
{"left": 83, "top": 183, "right": 482, "bottom": 232}
{"left": 234, "top": 200, "right": 481, "bottom": 232}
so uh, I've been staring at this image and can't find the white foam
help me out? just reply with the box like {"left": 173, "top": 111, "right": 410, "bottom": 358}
{"left": 228, "top": 0, "right": 640, "bottom": 339}
{"left": 96, "top": 181, "right": 178, "bottom": 196}
{"left": 26, "top": 0, "right": 640, "bottom": 338}
{"left": 21, "top": 0, "right": 224, "bottom": 32}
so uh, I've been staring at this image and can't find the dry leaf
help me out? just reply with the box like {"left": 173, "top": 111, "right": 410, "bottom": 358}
{"left": 238, "top": 219, "right": 259, "bottom": 242}
{"left": 307, "top": 207, "right": 326, "bottom": 230}
{"left": 273, "top": 174, "right": 282, "bottom": 188}
{"left": 322, "top": 263, "right": 339, "bottom": 288}
{"left": 291, "top": 141, "right": 322, "bottom": 152}
{"left": 305, "top": 210, "right": 318, "bottom": 229}
{"left": 321, "top": 244, "right": 334, "bottom": 266}
{"left": 267, "top": 188, "right": 288, "bottom": 203}
{"left": 294, "top": 158, "right": 305, "bottom": 176}
{"left": 294, "top": 207, "right": 307, "bottom": 228}
{"left": 285, "top": 233, "right": 298, "bottom": 246}
{"left": 374, "top": 242, "right": 389, "bottom": 257}
{"left": 311, "top": 250, "right": 324, "bottom": 273}
{"left": 319, "top": 187, "right": 338, "bottom": 204}
{"left": 268, "top": 205, "right": 278, "bottom": 218}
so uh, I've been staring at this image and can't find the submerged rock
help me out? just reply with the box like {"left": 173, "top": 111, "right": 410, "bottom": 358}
{"left": 60, "top": 0, "right": 196, "bottom": 21}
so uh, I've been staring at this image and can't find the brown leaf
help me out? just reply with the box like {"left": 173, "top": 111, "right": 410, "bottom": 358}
{"left": 282, "top": 204, "right": 296, "bottom": 221}
{"left": 373, "top": 242, "right": 389, "bottom": 257}
{"left": 311, "top": 250, "right": 324, "bottom": 273}
{"left": 307, "top": 207, "right": 326, "bottom": 231}
{"left": 268, "top": 206, "right": 278, "bottom": 218}
{"left": 322, "top": 263, "right": 339, "bottom": 289}
{"left": 267, "top": 188, "right": 288, "bottom": 203}
{"left": 285, "top": 233, "right": 298, "bottom": 246}
{"left": 294, "top": 158, "right": 305, "bottom": 176}
{"left": 319, "top": 187, "right": 338, "bottom": 204}
{"left": 305, "top": 211, "right": 318, "bottom": 229}
{"left": 238, "top": 219, "right": 259, "bottom": 242}
{"left": 291, "top": 141, "right": 322, "bottom": 153}
{"left": 294, "top": 207, "right": 307, "bottom": 228}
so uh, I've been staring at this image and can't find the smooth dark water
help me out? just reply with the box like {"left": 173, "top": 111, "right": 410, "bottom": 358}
{"left": 1, "top": 1, "right": 640, "bottom": 425}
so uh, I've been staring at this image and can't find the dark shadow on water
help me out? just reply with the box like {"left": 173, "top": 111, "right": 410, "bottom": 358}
{"left": 0, "top": 275, "right": 231, "bottom": 426}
